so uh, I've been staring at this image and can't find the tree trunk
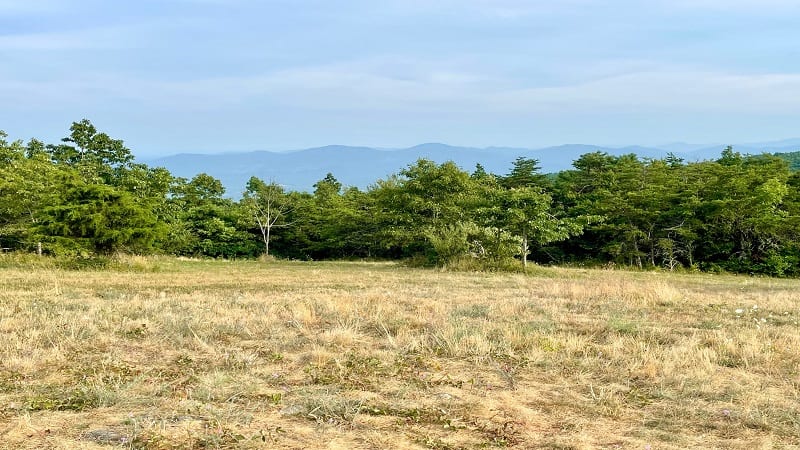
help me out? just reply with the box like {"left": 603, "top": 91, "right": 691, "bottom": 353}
{"left": 265, "top": 226, "right": 270, "bottom": 256}
{"left": 521, "top": 234, "right": 528, "bottom": 272}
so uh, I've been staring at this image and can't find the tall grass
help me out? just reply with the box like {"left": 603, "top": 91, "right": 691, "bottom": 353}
{"left": 0, "top": 259, "right": 797, "bottom": 449}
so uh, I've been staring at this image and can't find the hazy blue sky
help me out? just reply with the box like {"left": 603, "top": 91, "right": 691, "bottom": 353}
{"left": 2, "top": 0, "right": 799, "bottom": 156}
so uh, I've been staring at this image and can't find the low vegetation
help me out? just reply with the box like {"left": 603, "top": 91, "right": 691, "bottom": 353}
{"left": 3, "top": 121, "right": 800, "bottom": 276}
{"left": 1, "top": 257, "right": 798, "bottom": 449}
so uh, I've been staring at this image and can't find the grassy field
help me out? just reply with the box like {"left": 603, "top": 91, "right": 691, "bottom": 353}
{"left": 0, "top": 257, "right": 798, "bottom": 449}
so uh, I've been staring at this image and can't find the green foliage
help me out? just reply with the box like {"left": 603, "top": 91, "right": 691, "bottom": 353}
{"left": 3, "top": 122, "right": 800, "bottom": 276}
{"left": 502, "top": 156, "right": 548, "bottom": 189}
{"left": 167, "top": 174, "right": 258, "bottom": 258}
{"left": 46, "top": 119, "right": 134, "bottom": 184}
{"left": 775, "top": 151, "right": 800, "bottom": 171}
{"left": 0, "top": 135, "right": 55, "bottom": 250}
{"left": 366, "top": 160, "right": 480, "bottom": 258}
{"left": 39, "top": 175, "right": 160, "bottom": 255}
{"left": 27, "top": 383, "right": 115, "bottom": 411}
{"left": 288, "top": 179, "right": 378, "bottom": 259}
{"left": 424, "top": 222, "right": 475, "bottom": 266}
{"left": 242, "top": 177, "right": 294, "bottom": 256}
{"left": 552, "top": 149, "right": 799, "bottom": 275}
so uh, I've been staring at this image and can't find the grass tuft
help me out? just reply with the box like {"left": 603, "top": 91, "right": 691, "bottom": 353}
{"left": 0, "top": 258, "right": 798, "bottom": 448}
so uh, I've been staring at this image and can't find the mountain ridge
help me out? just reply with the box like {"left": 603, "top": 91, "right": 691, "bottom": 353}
{"left": 143, "top": 140, "right": 800, "bottom": 195}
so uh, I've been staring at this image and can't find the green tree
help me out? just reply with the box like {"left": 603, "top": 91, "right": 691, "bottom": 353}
{"left": 242, "top": 177, "right": 294, "bottom": 256}
{"left": 47, "top": 119, "right": 133, "bottom": 183}
{"left": 0, "top": 133, "right": 60, "bottom": 251}
{"left": 295, "top": 174, "right": 373, "bottom": 259}
{"left": 180, "top": 173, "right": 225, "bottom": 202}
{"left": 693, "top": 153, "right": 793, "bottom": 274}
{"left": 314, "top": 173, "right": 342, "bottom": 199}
{"left": 553, "top": 152, "right": 636, "bottom": 265}
{"left": 471, "top": 163, "right": 490, "bottom": 180}
{"left": 39, "top": 175, "right": 159, "bottom": 255}
{"left": 496, "top": 186, "right": 584, "bottom": 271}
{"left": 166, "top": 174, "right": 257, "bottom": 258}
{"left": 372, "top": 159, "right": 482, "bottom": 263}
{"left": 502, "top": 157, "right": 548, "bottom": 189}
{"left": 774, "top": 151, "right": 800, "bottom": 171}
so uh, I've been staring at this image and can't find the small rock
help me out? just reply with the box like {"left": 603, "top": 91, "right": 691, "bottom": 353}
{"left": 280, "top": 404, "right": 305, "bottom": 416}
{"left": 84, "top": 429, "right": 127, "bottom": 444}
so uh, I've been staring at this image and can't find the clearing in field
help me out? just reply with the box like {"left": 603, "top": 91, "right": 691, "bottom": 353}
{"left": 0, "top": 258, "right": 798, "bottom": 449}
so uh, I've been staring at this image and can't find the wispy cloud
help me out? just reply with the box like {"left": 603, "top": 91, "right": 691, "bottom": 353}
{"left": 490, "top": 70, "right": 800, "bottom": 115}
{"left": 3, "top": 0, "right": 800, "bottom": 151}
{"left": 7, "top": 57, "right": 797, "bottom": 120}
{"left": 0, "top": 28, "right": 120, "bottom": 51}
{"left": 663, "top": 0, "right": 800, "bottom": 10}
{"left": 0, "top": 0, "right": 64, "bottom": 14}
{"left": 379, "top": 0, "right": 596, "bottom": 17}
{"left": 0, "top": 16, "right": 205, "bottom": 51}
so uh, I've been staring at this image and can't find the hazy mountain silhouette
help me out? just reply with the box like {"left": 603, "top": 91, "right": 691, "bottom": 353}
{"left": 144, "top": 140, "right": 800, "bottom": 195}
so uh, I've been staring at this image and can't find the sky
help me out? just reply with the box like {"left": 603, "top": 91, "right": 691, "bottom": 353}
{"left": 2, "top": 0, "right": 800, "bottom": 157}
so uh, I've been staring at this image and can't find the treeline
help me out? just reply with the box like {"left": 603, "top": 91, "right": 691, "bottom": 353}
{"left": 776, "top": 151, "right": 800, "bottom": 171}
{"left": 2, "top": 120, "right": 799, "bottom": 276}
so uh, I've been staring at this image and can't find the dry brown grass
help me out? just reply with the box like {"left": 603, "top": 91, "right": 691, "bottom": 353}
{"left": 0, "top": 258, "right": 798, "bottom": 449}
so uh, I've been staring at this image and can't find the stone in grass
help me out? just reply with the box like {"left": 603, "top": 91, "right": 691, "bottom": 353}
{"left": 83, "top": 429, "right": 128, "bottom": 444}
{"left": 280, "top": 404, "right": 306, "bottom": 416}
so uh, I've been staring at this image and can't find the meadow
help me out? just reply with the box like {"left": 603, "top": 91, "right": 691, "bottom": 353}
{"left": 0, "top": 257, "right": 798, "bottom": 449}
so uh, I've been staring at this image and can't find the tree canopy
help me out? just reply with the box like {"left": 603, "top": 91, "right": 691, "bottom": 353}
{"left": 2, "top": 120, "right": 800, "bottom": 276}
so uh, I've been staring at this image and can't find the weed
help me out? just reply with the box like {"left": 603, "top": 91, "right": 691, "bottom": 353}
{"left": 452, "top": 304, "right": 491, "bottom": 319}
{"left": 1, "top": 259, "right": 798, "bottom": 448}
{"left": 607, "top": 317, "right": 640, "bottom": 335}
{"left": 305, "top": 352, "right": 384, "bottom": 388}
{"left": 286, "top": 388, "right": 365, "bottom": 424}
{"left": 26, "top": 384, "right": 115, "bottom": 411}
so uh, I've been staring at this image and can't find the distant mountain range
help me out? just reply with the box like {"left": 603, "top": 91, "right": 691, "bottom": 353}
{"left": 143, "top": 140, "right": 800, "bottom": 195}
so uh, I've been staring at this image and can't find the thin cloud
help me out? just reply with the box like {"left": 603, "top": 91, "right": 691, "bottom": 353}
{"left": 0, "top": 16, "right": 205, "bottom": 51}
{"left": 5, "top": 58, "right": 800, "bottom": 118}
{"left": 663, "top": 0, "right": 800, "bottom": 10}
{"left": 0, "top": 29, "right": 119, "bottom": 51}
{"left": 3, "top": 0, "right": 800, "bottom": 151}
{"left": 490, "top": 70, "right": 800, "bottom": 115}
{"left": 0, "top": 0, "right": 64, "bottom": 14}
